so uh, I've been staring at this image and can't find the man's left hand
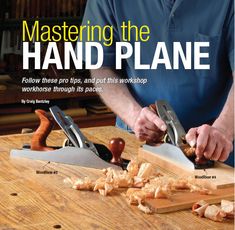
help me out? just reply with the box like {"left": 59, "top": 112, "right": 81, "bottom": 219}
{"left": 185, "top": 124, "right": 233, "bottom": 162}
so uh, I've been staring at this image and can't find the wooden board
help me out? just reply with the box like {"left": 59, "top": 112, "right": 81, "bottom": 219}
{"left": 146, "top": 187, "right": 234, "bottom": 214}
{"left": 138, "top": 147, "right": 234, "bottom": 189}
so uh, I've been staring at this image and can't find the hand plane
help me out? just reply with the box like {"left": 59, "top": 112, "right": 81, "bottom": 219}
{"left": 143, "top": 100, "right": 214, "bottom": 170}
{"left": 10, "top": 106, "right": 129, "bottom": 169}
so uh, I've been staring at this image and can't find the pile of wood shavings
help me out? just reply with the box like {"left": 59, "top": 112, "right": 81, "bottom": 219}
{"left": 64, "top": 160, "right": 212, "bottom": 214}
{"left": 192, "top": 200, "right": 234, "bottom": 222}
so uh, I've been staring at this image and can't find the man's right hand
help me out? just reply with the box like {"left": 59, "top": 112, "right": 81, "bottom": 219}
{"left": 90, "top": 69, "right": 167, "bottom": 143}
{"left": 132, "top": 107, "right": 167, "bottom": 143}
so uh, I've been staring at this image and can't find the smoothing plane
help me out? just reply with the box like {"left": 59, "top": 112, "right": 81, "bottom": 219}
{"left": 143, "top": 100, "right": 214, "bottom": 170}
{"left": 10, "top": 106, "right": 128, "bottom": 170}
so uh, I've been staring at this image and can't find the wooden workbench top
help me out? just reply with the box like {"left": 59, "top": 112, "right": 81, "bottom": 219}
{"left": 0, "top": 126, "right": 233, "bottom": 230}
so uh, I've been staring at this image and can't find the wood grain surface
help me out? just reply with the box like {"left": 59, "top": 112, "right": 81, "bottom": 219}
{"left": 0, "top": 126, "right": 234, "bottom": 230}
{"left": 138, "top": 147, "right": 234, "bottom": 188}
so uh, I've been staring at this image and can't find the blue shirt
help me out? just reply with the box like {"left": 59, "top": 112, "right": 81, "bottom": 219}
{"left": 81, "top": 0, "right": 234, "bottom": 131}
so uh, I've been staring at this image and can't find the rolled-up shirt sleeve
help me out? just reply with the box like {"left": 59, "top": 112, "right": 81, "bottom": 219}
{"left": 80, "top": 0, "right": 118, "bottom": 67}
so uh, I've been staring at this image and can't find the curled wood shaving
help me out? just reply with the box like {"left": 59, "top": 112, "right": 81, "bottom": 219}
{"left": 113, "top": 171, "right": 133, "bottom": 188}
{"left": 192, "top": 200, "right": 208, "bottom": 211}
{"left": 141, "top": 187, "right": 155, "bottom": 199}
{"left": 127, "top": 190, "right": 146, "bottom": 205}
{"left": 221, "top": 200, "right": 235, "bottom": 219}
{"left": 192, "top": 200, "right": 233, "bottom": 222}
{"left": 138, "top": 203, "right": 153, "bottom": 214}
{"left": 133, "top": 176, "right": 146, "bottom": 188}
{"left": 127, "top": 159, "right": 139, "bottom": 177}
{"left": 73, "top": 177, "right": 94, "bottom": 190}
{"left": 104, "top": 167, "right": 133, "bottom": 188}
{"left": 172, "top": 178, "right": 190, "bottom": 190}
{"left": 154, "top": 185, "right": 171, "bottom": 199}
{"left": 192, "top": 200, "right": 209, "bottom": 217}
{"left": 98, "top": 183, "right": 114, "bottom": 196}
{"left": 204, "top": 205, "right": 226, "bottom": 222}
{"left": 93, "top": 177, "right": 106, "bottom": 191}
{"left": 137, "top": 163, "right": 154, "bottom": 179}
{"left": 193, "top": 204, "right": 209, "bottom": 217}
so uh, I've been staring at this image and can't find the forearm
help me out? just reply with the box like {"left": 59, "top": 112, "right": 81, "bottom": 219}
{"left": 213, "top": 82, "right": 234, "bottom": 141}
{"left": 90, "top": 68, "right": 141, "bottom": 129}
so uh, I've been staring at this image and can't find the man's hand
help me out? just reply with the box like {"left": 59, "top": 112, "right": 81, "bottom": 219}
{"left": 186, "top": 124, "right": 233, "bottom": 162}
{"left": 132, "top": 107, "right": 167, "bottom": 142}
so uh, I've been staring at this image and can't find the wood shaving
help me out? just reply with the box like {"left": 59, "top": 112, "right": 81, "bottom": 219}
{"left": 204, "top": 205, "right": 226, "bottom": 222}
{"left": 104, "top": 183, "right": 114, "bottom": 194}
{"left": 126, "top": 160, "right": 139, "bottom": 177}
{"left": 64, "top": 160, "right": 212, "bottom": 214}
{"left": 133, "top": 176, "right": 146, "bottom": 188}
{"left": 192, "top": 200, "right": 208, "bottom": 211}
{"left": 113, "top": 171, "right": 133, "bottom": 188}
{"left": 93, "top": 177, "right": 106, "bottom": 191}
{"left": 138, "top": 203, "right": 153, "bottom": 214}
{"left": 125, "top": 188, "right": 146, "bottom": 205}
{"left": 172, "top": 178, "right": 190, "bottom": 190}
{"left": 221, "top": 200, "right": 235, "bottom": 219}
{"left": 98, "top": 183, "right": 114, "bottom": 196}
{"left": 137, "top": 163, "right": 154, "bottom": 179}
{"left": 72, "top": 177, "right": 94, "bottom": 190}
{"left": 154, "top": 185, "right": 171, "bottom": 199}
{"left": 192, "top": 200, "right": 233, "bottom": 222}
{"left": 192, "top": 200, "right": 209, "bottom": 217}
